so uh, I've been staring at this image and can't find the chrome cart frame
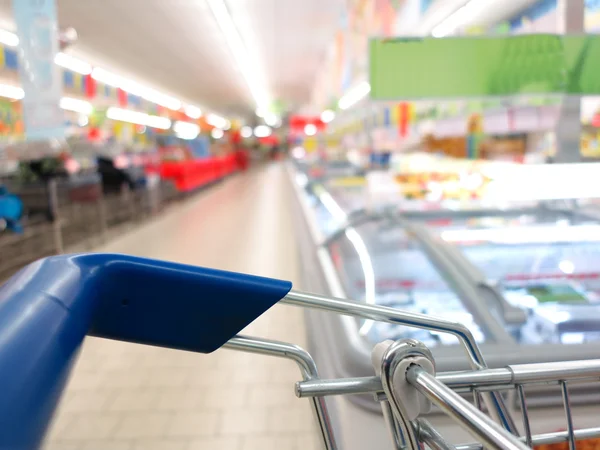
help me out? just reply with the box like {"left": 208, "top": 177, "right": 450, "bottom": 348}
{"left": 0, "top": 254, "right": 599, "bottom": 450}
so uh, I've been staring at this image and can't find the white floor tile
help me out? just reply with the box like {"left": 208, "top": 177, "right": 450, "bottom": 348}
{"left": 113, "top": 412, "right": 172, "bottom": 439}
{"left": 164, "top": 412, "right": 220, "bottom": 438}
{"left": 219, "top": 409, "right": 269, "bottom": 435}
{"left": 188, "top": 436, "right": 241, "bottom": 450}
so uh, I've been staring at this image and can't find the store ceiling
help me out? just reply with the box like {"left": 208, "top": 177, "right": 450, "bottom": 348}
{"left": 0, "top": 0, "right": 542, "bottom": 118}
{"left": 0, "top": 0, "right": 343, "bottom": 118}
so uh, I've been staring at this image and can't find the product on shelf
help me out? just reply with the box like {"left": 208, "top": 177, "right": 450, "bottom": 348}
{"left": 0, "top": 185, "right": 23, "bottom": 233}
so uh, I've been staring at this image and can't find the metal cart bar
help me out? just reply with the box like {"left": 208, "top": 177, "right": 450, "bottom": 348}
{"left": 282, "top": 290, "right": 518, "bottom": 434}
{"left": 296, "top": 359, "right": 600, "bottom": 398}
{"left": 282, "top": 290, "right": 486, "bottom": 370}
{"left": 407, "top": 366, "right": 529, "bottom": 450}
{"left": 453, "top": 428, "right": 600, "bottom": 450}
{"left": 223, "top": 335, "right": 337, "bottom": 450}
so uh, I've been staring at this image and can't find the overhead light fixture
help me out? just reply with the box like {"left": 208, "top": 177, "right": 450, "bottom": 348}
{"left": 431, "top": 0, "right": 495, "bottom": 37}
{"left": 207, "top": 0, "right": 270, "bottom": 112}
{"left": 2, "top": 27, "right": 184, "bottom": 112}
{"left": 265, "top": 114, "right": 278, "bottom": 127}
{"left": 91, "top": 67, "right": 122, "bottom": 87}
{"left": 207, "top": 113, "right": 228, "bottom": 129}
{"left": 184, "top": 105, "right": 202, "bottom": 119}
{"left": 55, "top": 52, "right": 92, "bottom": 75}
{"left": 0, "top": 84, "right": 24, "bottom": 100}
{"left": 241, "top": 126, "right": 252, "bottom": 138}
{"left": 254, "top": 125, "right": 271, "bottom": 138}
{"left": 143, "top": 89, "right": 181, "bottom": 111}
{"left": 174, "top": 121, "right": 200, "bottom": 140}
{"left": 321, "top": 110, "right": 335, "bottom": 123}
{"left": 0, "top": 29, "right": 18, "bottom": 47}
{"left": 304, "top": 124, "right": 317, "bottom": 136}
{"left": 559, "top": 260, "right": 575, "bottom": 275}
{"left": 60, "top": 97, "right": 93, "bottom": 115}
{"left": 93, "top": 68, "right": 182, "bottom": 111}
{"left": 77, "top": 115, "right": 89, "bottom": 127}
{"left": 338, "top": 81, "right": 371, "bottom": 110}
{"left": 146, "top": 115, "right": 173, "bottom": 130}
{"left": 211, "top": 128, "right": 224, "bottom": 139}
{"left": 106, "top": 107, "right": 171, "bottom": 130}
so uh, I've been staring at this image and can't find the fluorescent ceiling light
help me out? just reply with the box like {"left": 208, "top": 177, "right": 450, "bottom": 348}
{"left": 55, "top": 52, "right": 92, "bottom": 75}
{"left": 0, "top": 84, "right": 24, "bottom": 100}
{"left": 0, "top": 29, "right": 18, "bottom": 47}
{"left": 60, "top": 97, "right": 93, "bottom": 115}
{"left": 184, "top": 105, "right": 202, "bottom": 119}
{"left": 1, "top": 28, "right": 187, "bottom": 112}
{"left": 304, "top": 124, "right": 317, "bottom": 136}
{"left": 146, "top": 115, "right": 172, "bottom": 130}
{"left": 321, "top": 109, "right": 335, "bottom": 123}
{"left": 211, "top": 128, "right": 224, "bottom": 139}
{"left": 207, "top": 0, "right": 270, "bottom": 111}
{"left": 253, "top": 125, "right": 271, "bottom": 138}
{"left": 338, "top": 81, "right": 371, "bottom": 110}
{"left": 93, "top": 68, "right": 182, "bottom": 111}
{"left": 143, "top": 89, "right": 181, "bottom": 111}
{"left": 559, "top": 260, "right": 575, "bottom": 275}
{"left": 92, "top": 67, "right": 122, "bottom": 87}
{"left": 265, "top": 114, "right": 279, "bottom": 127}
{"left": 78, "top": 115, "right": 89, "bottom": 127}
{"left": 106, "top": 107, "right": 171, "bottom": 130}
{"left": 174, "top": 120, "right": 200, "bottom": 140}
{"left": 431, "top": 0, "right": 495, "bottom": 37}
{"left": 207, "top": 113, "right": 228, "bottom": 129}
{"left": 241, "top": 126, "right": 252, "bottom": 138}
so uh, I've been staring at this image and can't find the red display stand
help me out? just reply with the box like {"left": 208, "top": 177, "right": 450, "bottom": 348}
{"left": 158, "top": 152, "right": 246, "bottom": 192}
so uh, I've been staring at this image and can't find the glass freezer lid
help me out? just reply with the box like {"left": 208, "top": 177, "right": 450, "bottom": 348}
{"left": 435, "top": 216, "right": 600, "bottom": 345}
{"left": 308, "top": 182, "right": 370, "bottom": 236}
{"left": 326, "top": 219, "right": 488, "bottom": 348}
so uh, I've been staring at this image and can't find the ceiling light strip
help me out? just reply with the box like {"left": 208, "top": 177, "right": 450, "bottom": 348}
{"left": 206, "top": 0, "right": 270, "bottom": 113}
{"left": 106, "top": 107, "right": 171, "bottom": 130}
{"left": 60, "top": 97, "right": 93, "bottom": 115}
{"left": 0, "top": 84, "right": 24, "bottom": 100}
{"left": 174, "top": 120, "right": 200, "bottom": 140}
{"left": 0, "top": 27, "right": 222, "bottom": 123}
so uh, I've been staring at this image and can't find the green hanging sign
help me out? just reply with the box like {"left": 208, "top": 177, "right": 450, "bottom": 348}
{"left": 370, "top": 34, "right": 600, "bottom": 100}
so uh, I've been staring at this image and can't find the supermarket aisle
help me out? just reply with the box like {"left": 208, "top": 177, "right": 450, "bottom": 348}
{"left": 45, "top": 163, "right": 320, "bottom": 450}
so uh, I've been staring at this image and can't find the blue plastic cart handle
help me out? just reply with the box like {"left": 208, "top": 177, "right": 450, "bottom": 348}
{"left": 0, "top": 253, "right": 291, "bottom": 449}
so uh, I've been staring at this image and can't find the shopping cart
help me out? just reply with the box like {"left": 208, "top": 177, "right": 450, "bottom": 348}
{"left": 1, "top": 253, "right": 599, "bottom": 450}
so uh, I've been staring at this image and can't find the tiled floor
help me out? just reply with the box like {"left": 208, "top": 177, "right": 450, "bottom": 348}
{"left": 44, "top": 163, "right": 321, "bottom": 450}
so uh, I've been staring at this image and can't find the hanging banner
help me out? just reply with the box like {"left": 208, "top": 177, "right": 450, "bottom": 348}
{"left": 13, "top": 0, "right": 64, "bottom": 141}
{"left": 370, "top": 34, "right": 600, "bottom": 99}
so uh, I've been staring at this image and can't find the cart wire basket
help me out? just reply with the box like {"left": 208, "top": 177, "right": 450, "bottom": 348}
{"left": 1, "top": 253, "right": 599, "bottom": 450}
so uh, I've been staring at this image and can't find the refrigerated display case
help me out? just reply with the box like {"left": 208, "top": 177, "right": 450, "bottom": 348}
{"left": 288, "top": 162, "right": 600, "bottom": 449}
{"left": 313, "top": 178, "right": 600, "bottom": 360}
{"left": 419, "top": 211, "right": 600, "bottom": 346}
